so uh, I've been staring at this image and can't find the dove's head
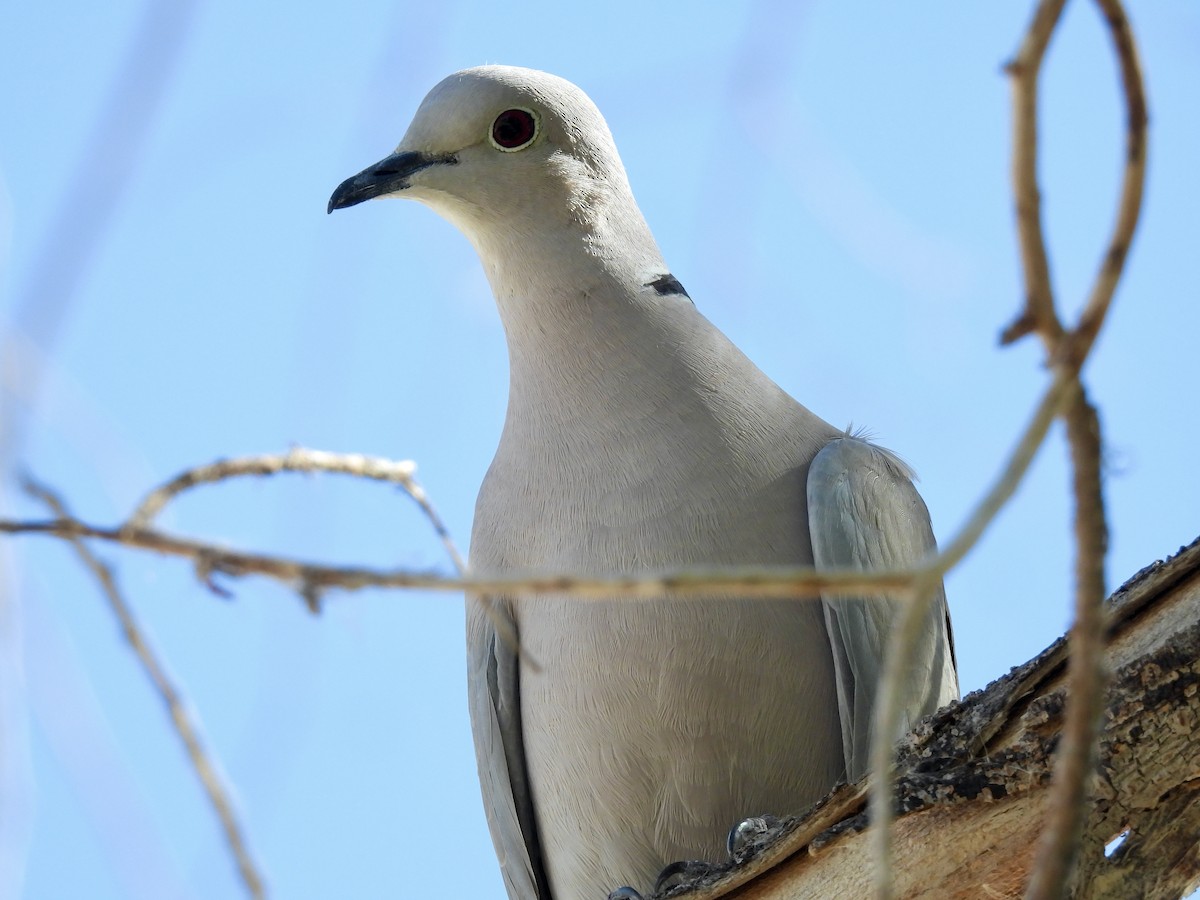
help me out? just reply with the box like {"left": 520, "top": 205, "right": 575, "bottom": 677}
{"left": 329, "top": 67, "right": 651, "bottom": 255}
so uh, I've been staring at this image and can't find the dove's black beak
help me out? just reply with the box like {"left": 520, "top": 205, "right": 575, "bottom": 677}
{"left": 327, "top": 151, "right": 457, "bottom": 213}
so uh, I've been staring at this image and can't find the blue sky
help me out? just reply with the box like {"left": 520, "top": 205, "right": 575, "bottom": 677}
{"left": 1, "top": 2, "right": 1197, "bottom": 898}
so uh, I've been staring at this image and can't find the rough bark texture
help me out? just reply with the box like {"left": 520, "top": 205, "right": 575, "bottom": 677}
{"left": 651, "top": 537, "right": 1200, "bottom": 900}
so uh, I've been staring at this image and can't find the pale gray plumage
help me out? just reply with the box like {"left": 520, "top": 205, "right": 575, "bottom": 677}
{"left": 329, "top": 65, "right": 958, "bottom": 900}
{"left": 809, "top": 438, "right": 958, "bottom": 779}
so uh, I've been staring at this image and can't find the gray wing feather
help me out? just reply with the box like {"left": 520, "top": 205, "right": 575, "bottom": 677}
{"left": 807, "top": 436, "right": 959, "bottom": 782}
{"left": 467, "top": 597, "right": 550, "bottom": 900}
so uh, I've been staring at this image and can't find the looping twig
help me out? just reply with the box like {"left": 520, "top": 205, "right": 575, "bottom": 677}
{"left": 871, "top": 1, "right": 1148, "bottom": 897}
{"left": 999, "top": 0, "right": 1069, "bottom": 351}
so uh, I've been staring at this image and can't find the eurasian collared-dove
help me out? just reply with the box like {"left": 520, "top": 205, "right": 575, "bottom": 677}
{"left": 329, "top": 65, "right": 957, "bottom": 900}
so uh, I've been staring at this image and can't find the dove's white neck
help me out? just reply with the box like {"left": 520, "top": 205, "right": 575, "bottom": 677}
{"left": 419, "top": 165, "right": 830, "bottom": 461}
{"left": 479, "top": 219, "right": 690, "bottom": 408}
{"left": 426, "top": 174, "right": 689, "bottom": 418}
{"left": 476, "top": 217, "right": 828, "bottom": 478}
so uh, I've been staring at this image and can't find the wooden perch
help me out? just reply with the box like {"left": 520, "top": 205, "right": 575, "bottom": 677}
{"left": 657, "top": 538, "right": 1200, "bottom": 900}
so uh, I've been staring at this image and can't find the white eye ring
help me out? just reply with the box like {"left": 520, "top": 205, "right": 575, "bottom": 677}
{"left": 489, "top": 107, "right": 541, "bottom": 152}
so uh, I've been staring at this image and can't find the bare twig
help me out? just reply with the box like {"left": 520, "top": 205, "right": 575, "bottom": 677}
{"left": 20, "top": 477, "right": 267, "bottom": 900}
{"left": 125, "top": 448, "right": 517, "bottom": 666}
{"left": 125, "top": 448, "right": 468, "bottom": 571}
{"left": 124, "top": 446, "right": 466, "bottom": 581}
{"left": 399, "top": 472, "right": 467, "bottom": 577}
{"left": 869, "top": 368, "right": 1078, "bottom": 897}
{"left": 1021, "top": 3, "right": 1146, "bottom": 895}
{"left": 999, "top": 0, "right": 1069, "bottom": 348}
{"left": 1025, "top": 389, "right": 1109, "bottom": 900}
{"left": 3, "top": 511, "right": 914, "bottom": 599}
{"left": 126, "top": 449, "right": 417, "bottom": 529}
{"left": 1060, "top": 0, "right": 1148, "bottom": 370}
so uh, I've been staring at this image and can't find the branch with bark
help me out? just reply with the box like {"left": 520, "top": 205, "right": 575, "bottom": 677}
{"left": 653, "top": 538, "right": 1200, "bottom": 900}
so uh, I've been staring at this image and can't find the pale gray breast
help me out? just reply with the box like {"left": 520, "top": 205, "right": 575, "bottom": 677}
{"left": 469, "top": 398, "right": 846, "bottom": 899}
{"left": 471, "top": 391, "right": 837, "bottom": 575}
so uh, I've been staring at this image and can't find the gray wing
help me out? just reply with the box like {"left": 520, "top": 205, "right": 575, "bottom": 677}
{"left": 466, "top": 596, "right": 550, "bottom": 900}
{"left": 807, "top": 436, "right": 959, "bottom": 782}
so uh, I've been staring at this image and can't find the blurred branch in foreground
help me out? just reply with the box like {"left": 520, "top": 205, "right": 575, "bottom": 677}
{"left": 21, "top": 477, "right": 266, "bottom": 900}
{"left": 4, "top": 448, "right": 469, "bottom": 899}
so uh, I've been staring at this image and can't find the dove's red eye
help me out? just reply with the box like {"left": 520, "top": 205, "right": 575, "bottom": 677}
{"left": 490, "top": 108, "right": 539, "bottom": 151}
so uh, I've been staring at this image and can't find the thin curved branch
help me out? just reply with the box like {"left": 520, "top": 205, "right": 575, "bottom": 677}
{"left": 1024, "top": 2, "right": 1147, "bottom": 896}
{"left": 869, "top": 369, "right": 1078, "bottom": 896}
{"left": 874, "top": 1, "right": 1147, "bottom": 895}
{"left": 999, "top": 0, "right": 1069, "bottom": 349}
{"left": 1026, "top": 388, "right": 1110, "bottom": 900}
{"left": 1060, "top": 0, "right": 1148, "bottom": 370}
{"left": 123, "top": 448, "right": 467, "bottom": 578}
{"left": 21, "top": 477, "right": 267, "bottom": 900}
{"left": 125, "top": 449, "right": 417, "bottom": 528}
